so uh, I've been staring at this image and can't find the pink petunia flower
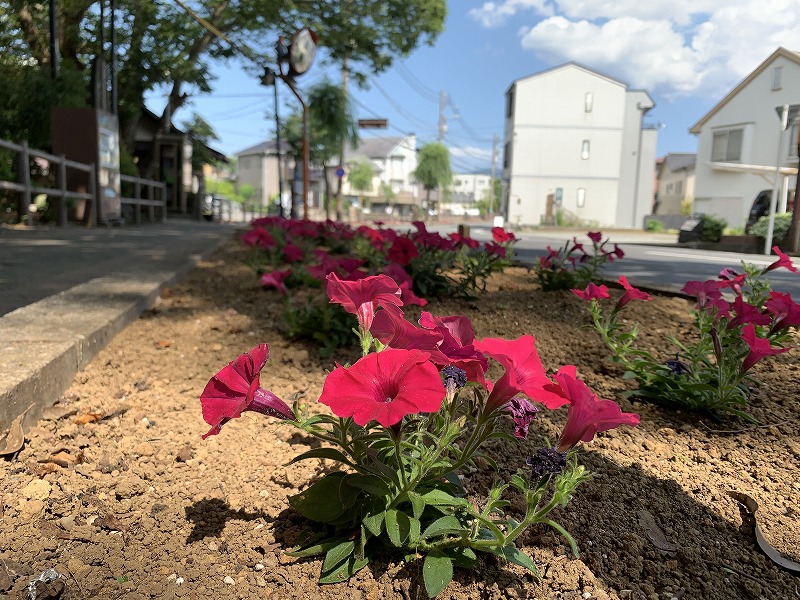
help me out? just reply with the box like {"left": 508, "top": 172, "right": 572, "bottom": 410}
{"left": 242, "top": 228, "right": 276, "bottom": 248}
{"left": 419, "top": 311, "right": 489, "bottom": 385}
{"left": 765, "top": 247, "right": 799, "bottom": 273}
{"left": 571, "top": 283, "right": 610, "bottom": 301}
{"left": 726, "top": 296, "right": 771, "bottom": 330}
{"left": 387, "top": 237, "right": 419, "bottom": 266}
{"left": 491, "top": 227, "right": 516, "bottom": 244}
{"left": 326, "top": 272, "right": 403, "bottom": 331}
{"left": 200, "top": 344, "right": 293, "bottom": 439}
{"left": 553, "top": 366, "right": 640, "bottom": 451}
{"left": 484, "top": 242, "right": 507, "bottom": 258}
{"left": 587, "top": 231, "right": 603, "bottom": 244}
{"left": 318, "top": 348, "right": 445, "bottom": 427}
{"left": 282, "top": 242, "right": 304, "bottom": 263}
{"left": 740, "top": 323, "right": 792, "bottom": 372}
{"left": 260, "top": 268, "right": 292, "bottom": 294}
{"left": 681, "top": 279, "right": 726, "bottom": 309}
{"left": 764, "top": 292, "right": 800, "bottom": 332}
{"left": 474, "top": 335, "right": 569, "bottom": 412}
{"left": 506, "top": 397, "right": 540, "bottom": 439}
{"left": 371, "top": 304, "right": 444, "bottom": 354}
{"left": 616, "top": 276, "right": 652, "bottom": 310}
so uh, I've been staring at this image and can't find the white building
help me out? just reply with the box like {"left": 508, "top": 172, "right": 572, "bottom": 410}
{"left": 502, "top": 63, "right": 658, "bottom": 228}
{"left": 342, "top": 135, "right": 418, "bottom": 215}
{"left": 449, "top": 172, "right": 492, "bottom": 216}
{"left": 234, "top": 140, "right": 292, "bottom": 207}
{"left": 655, "top": 153, "right": 696, "bottom": 216}
{"left": 689, "top": 47, "right": 800, "bottom": 229}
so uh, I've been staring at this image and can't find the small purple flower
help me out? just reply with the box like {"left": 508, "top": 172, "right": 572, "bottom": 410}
{"left": 665, "top": 353, "right": 691, "bottom": 375}
{"left": 441, "top": 365, "right": 468, "bottom": 389}
{"left": 506, "top": 397, "right": 540, "bottom": 439}
{"left": 527, "top": 447, "right": 568, "bottom": 480}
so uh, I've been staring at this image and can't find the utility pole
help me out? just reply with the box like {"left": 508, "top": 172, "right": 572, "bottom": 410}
{"left": 788, "top": 116, "right": 800, "bottom": 254}
{"left": 48, "top": 0, "right": 59, "bottom": 79}
{"left": 438, "top": 90, "right": 447, "bottom": 142}
{"left": 489, "top": 133, "right": 498, "bottom": 215}
{"left": 335, "top": 59, "right": 348, "bottom": 222}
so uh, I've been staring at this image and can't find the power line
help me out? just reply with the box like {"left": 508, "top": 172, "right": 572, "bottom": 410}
{"left": 372, "top": 80, "right": 433, "bottom": 130}
{"left": 395, "top": 62, "right": 439, "bottom": 103}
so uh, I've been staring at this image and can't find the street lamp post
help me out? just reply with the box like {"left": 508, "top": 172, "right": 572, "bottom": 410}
{"left": 765, "top": 104, "right": 800, "bottom": 254}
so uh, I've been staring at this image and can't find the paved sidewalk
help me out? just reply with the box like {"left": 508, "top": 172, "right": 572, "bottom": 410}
{"left": 0, "top": 219, "right": 239, "bottom": 437}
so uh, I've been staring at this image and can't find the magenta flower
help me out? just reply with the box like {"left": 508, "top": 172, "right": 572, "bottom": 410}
{"left": 318, "top": 349, "right": 445, "bottom": 427}
{"left": 681, "top": 279, "right": 726, "bottom": 309}
{"left": 200, "top": 344, "right": 293, "bottom": 439}
{"left": 242, "top": 228, "right": 276, "bottom": 248}
{"left": 282, "top": 242, "right": 304, "bottom": 263}
{"left": 740, "top": 323, "right": 792, "bottom": 373}
{"left": 552, "top": 366, "right": 640, "bottom": 451}
{"left": 474, "top": 336, "right": 569, "bottom": 412}
{"left": 615, "top": 276, "right": 652, "bottom": 310}
{"left": 419, "top": 311, "right": 489, "bottom": 385}
{"left": 612, "top": 244, "right": 624, "bottom": 259}
{"left": 726, "top": 296, "right": 770, "bottom": 329}
{"left": 387, "top": 237, "right": 419, "bottom": 266}
{"left": 764, "top": 292, "right": 800, "bottom": 332}
{"left": 371, "top": 304, "right": 444, "bottom": 354}
{"left": 491, "top": 227, "right": 516, "bottom": 244}
{"left": 326, "top": 272, "right": 403, "bottom": 331}
{"left": 484, "top": 242, "right": 507, "bottom": 258}
{"left": 571, "top": 283, "right": 610, "bottom": 301}
{"left": 587, "top": 231, "right": 603, "bottom": 244}
{"left": 260, "top": 268, "right": 291, "bottom": 294}
{"left": 765, "top": 247, "right": 798, "bottom": 273}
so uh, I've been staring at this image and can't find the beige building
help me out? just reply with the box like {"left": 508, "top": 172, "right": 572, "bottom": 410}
{"left": 654, "top": 153, "right": 696, "bottom": 215}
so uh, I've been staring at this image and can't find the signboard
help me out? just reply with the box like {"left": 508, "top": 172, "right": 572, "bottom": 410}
{"left": 97, "top": 111, "right": 122, "bottom": 222}
{"left": 357, "top": 119, "right": 388, "bottom": 129}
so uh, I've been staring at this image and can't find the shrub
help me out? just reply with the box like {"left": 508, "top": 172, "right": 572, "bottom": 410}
{"left": 748, "top": 213, "right": 792, "bottom": 241}
{"left": 700, "top": 215, "right": 727, "bottom": 242}
{"left": 645, "top": 218, "right": 664, "bottom": 232}
{"left": 533, "top": 231, "right": 624, "bottom": 291}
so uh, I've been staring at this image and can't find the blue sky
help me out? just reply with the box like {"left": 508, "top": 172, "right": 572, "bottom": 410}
{"left": 149, "top": 0, "right": 800, "bottom": 173}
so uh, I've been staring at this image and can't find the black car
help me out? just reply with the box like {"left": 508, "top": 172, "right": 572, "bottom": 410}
{"left": 744, "top": 190, "right": 772, "bottom": 234}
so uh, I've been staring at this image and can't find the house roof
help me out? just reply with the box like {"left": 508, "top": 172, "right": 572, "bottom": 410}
{"left": 506, "top": 62, "right": 629, "bottom": 95}
{"left": 138, "top": 107, "right": 227, "bottom": 162}
{"left": 235, "top": 140, "right": 291, "bottom": 157}
{"left": 663, "top": 153, "right": 696, "bottom": 172}
{"left": 346, "top": 136, "right": 407, "bottom": 161}
{"left": 688, "top": 47, "right": 800, "bottom": 134}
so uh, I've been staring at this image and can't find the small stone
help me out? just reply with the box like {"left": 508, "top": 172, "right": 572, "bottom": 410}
{"left": 21, "top": 479, "right": 51, "bottom": 501}
{"left": 134, "top": 442, "right": 155, "bottom": 456}
{"left": 175, "top": 577, "right": 184, "bottom": 585}
{"left": 224, "top": 576, "right": 235, "bottom": 585}
{"left": 212, "top": 344, "right": 223, "bottom": 351}
{"left": 254, "top": 564, "right": 264, "bottom": 571}
{"left": 207, "top": 542, "right": 218, "bottom": 551}
{"left": 58, "top": 516, "right": 76, "bottom": 530}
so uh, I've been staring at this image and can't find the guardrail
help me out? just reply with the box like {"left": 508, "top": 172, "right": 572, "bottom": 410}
{"left": 0, "top": 139, "right": 95, "bottom": 226}
{"left": 120, "top": 174, "right": 166, "bottom": 224}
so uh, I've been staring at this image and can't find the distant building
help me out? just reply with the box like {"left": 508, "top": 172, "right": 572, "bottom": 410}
{"left": 689, "top": 47, "right": 800, "bottom": 228}
{"left": 502, "top": 63, "right": 658, "bottom": 228}
{"left": 654, "top": 153, "right": 696, "bottom": 215}
{"left": 342, "top": 135, "right": 418, "bottom": 216}
{"left": 234, "top": 140, "right": 293, "bottom": 208}
{"left": 449, "top": 172, "right": 492, "bottom": 216}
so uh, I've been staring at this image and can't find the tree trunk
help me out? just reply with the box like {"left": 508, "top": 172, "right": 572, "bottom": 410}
{"left": 323, "top": 162, "right": 331, "bottom": 221}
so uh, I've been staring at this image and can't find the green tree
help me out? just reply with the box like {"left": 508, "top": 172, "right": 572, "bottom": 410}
{"left": 347, "top": 159, "right": 375, "bottom": 208}
{"left": 183, "top": 113, "right": 221, "bottom": 171}
{"left": 307, "top": 80, "right": 358, "bottom": 220}
{"left": 413, "top": 142, "right": 451, "bottom": 218}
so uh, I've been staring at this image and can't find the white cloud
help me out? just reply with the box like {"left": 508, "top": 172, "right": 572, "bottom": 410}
{"left": 470, "top": 0, "right": 800, "bottom": 98}
{"left": 468, "top": 0, "right": 551, "bottom": 28}
{"left": 449, "top": 145, "right": 493, "bottom": 161}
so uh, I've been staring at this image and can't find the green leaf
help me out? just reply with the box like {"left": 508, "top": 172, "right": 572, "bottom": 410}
{"left": 319, "top": 555, "right": 370, "bottom": 584}
{"left": 344, "top": 474, "right": 391, "bottom": 498}
{"left": 423, "top": 552, "right": 454, "bottom": 598}
{"left": 288, "top": 473, "right": 348, "bottom": 522}
{"left": 287, "top": 539, "right": 343, "bottom": 558}
{"left": 422, "top": 515, "right": 464, "bottom": 540}
{"left": 322, "top": 540, "right": 355, "bottom": 573}
{"left": 408, "top": 491, "right": 425, "bottom": 519}
{"left": 442, "top": 471, "right": 466, "bottom": 496}
{"left": 491, "top": 545, "right": 541, "bottom": 577}
{"left": 408, "top": 517, "right": 422, "bottom": 546}
{"left": 420, "top": 489, "right": 470, "bottom": 508}
{"left": 542, "top": 518, "right": 580, "bottom": 558}
{"left": 384, "top": 509, "right": 411, "bottom": 547}
{"left": 362, "top": 512, "right": 385, "bottom": 537}
{"left": 285, "top": 448, "right": 353, "bottom": 467}
{"left": 446, "top": 547, "right": 478, "bottom": 569}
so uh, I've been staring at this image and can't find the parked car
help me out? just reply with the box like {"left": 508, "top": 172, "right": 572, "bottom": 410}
{"left": 744, "top": 190, "right": 772, "bottom": 234}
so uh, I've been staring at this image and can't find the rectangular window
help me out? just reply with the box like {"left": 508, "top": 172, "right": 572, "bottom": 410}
{"left": 506, "top": 90, "right": 514, "bottom": 118}
{"left": 585, "top": 92, "right": 593, "bottom": 113}
{"left": 789, "top": 121, "right": 799, "bottom": 159}
{"left": 503, "top": 141, "right": 511, "bottom": 168}
{"left": 676, "top": 180, "right": 683, "bottom": 195}
{"left": 667, "top": 183, "right": 673, "bottom": 194}
{"left": 581, "top": 140, "right": 590, "bottom": 160}
{"left": 577, "top": 188, "right": 586, "bottom": 208}
{"left": 711, "top": 129, "right": 743, "bottom": 162}
{"left": 772, "top": 66, "right": 783, "bottom": 90}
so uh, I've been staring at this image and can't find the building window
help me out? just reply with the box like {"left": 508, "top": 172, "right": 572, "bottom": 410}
{"left": 772, "top": 66, "right": 783, "bottom": 90}
{"left": 711, "top": 129, "right": 743, "bottom": 162}
{"left": 676, "top": 180, "right": 683, "bottom": 195}
{"left": 789, "top": 121, "right": 799, "bottom": 159}
{"left": 503, "top": 141, "right": 511, "bottom": 168}
{"left": 577, "top": 188, "right": 586, "bottom": 208}
{"left": 667, "top": 183, "right": 673, "bottom": 194}
{"left": 585, "top": 92, "right": 593, "bottom": 113}
{"left": 581, "top": 140, "right": 590, "bottom": 160}
{"left": 506, "top": 89, "right": 514, "bottom": 118}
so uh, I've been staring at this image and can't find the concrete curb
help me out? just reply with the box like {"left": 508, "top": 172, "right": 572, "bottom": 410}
{"left": 0, "top": 236, "right": 231, "bottom": 442}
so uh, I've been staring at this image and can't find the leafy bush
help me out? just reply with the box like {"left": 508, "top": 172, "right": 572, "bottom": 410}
{"left": 533, "top": 231, "right": 624, "bottom": 291}
{"left": 645, "top": 219, "right": 664, "bottom": 232}
{"left": 748, "top": 213, "right": 792, "bottom": 241}
{"left": 700, "top": 215, "right": 727, "bottom": 242}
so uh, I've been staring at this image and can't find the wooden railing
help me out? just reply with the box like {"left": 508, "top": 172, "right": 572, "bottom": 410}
{"left": 0, "top": 139, "right": 95, "bottom": 226}
{"left": 120, "top": 174, "right": 166, "bottom": 224}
